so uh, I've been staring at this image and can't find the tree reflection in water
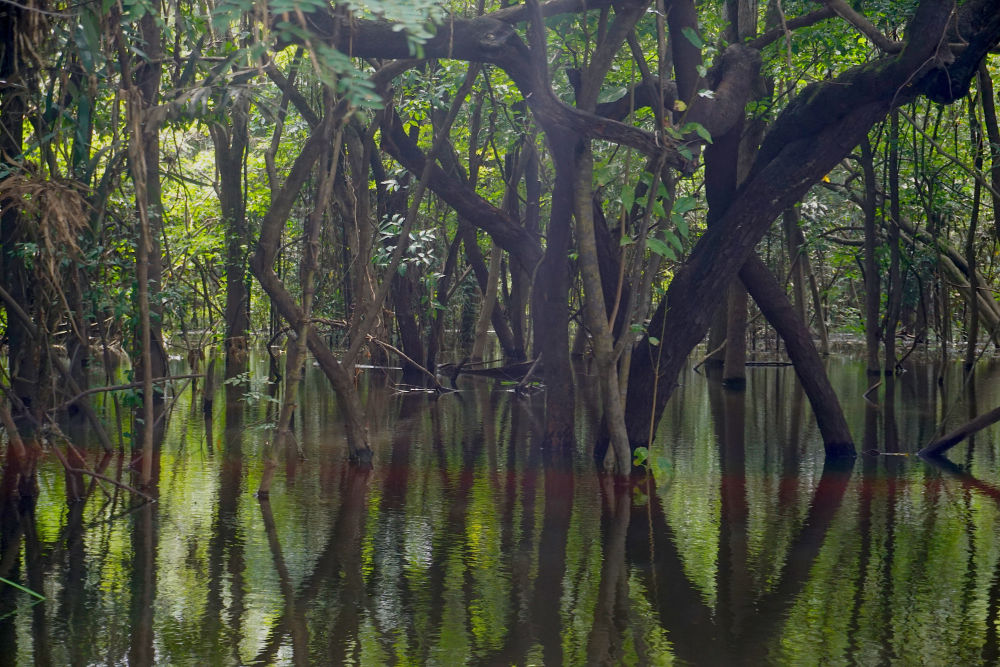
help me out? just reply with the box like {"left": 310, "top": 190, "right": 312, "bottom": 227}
{"left": 2, "top": 360, "right": 1000, "bottom": 663}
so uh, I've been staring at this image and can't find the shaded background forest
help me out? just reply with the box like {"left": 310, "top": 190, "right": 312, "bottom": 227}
{"left": 1, "top": 0, "right": 1000, "bottom": 475}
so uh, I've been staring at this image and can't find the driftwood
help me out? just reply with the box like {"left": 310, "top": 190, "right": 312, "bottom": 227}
{"left": 436, "top": 358, "right": 540, "bottom": 387}
{"left": 918, "top": 404, "right": 1000, "bottom": 457}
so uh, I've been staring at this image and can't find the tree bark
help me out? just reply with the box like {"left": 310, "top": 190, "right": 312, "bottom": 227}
{"left": 209, "top": 96, "right": 251, "bottom": 379}
{"left": 979, "top": 62, "right": 1000, "bottom": 241}
{"left": 884, "top": 111, "right": 902, "bottom": 373}
{"left": 249, "top": 110, "right": 372, "bottom": 463}
{"left": 740, "top": 255, "right": 855, "bottom": 456}
{"left": 965, "top": 98, "right": 984, "bottom": 369}
{"left": 860, "top": 137, "right": 881, "bottom": 374}
{"left": 625, "top": 0, "right": 970, "bottom": 445}
{"left": 133, "top": 12, "right": 169, "bottom": 383}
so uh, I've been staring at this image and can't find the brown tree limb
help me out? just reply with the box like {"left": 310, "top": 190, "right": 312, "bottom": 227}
{"left": 819, "top": 0, "right": 901, "bottom": 53}
{"left": 919, "top": 405, "right": 1000, "bottom": 457}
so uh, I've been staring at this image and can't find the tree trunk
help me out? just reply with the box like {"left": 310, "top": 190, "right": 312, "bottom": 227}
{"left": 249, "top": 111, "right": 372, "bottom": 464}
{"left": 722, "top": 284, "right": 748, "bottom": 388}
{"left": 134, "top": 12, "right": 168, "bottom": 383}
{"left": 884, "top": 111, "right": 902, "bottom": 374}
{"left": 965, "top": 98, "right": 984, "bottom": 369}
{"left": 0, "top": 3, "right": 38, "bottom": 427}
{"left": 740, "top": 255, "right": 855, "bottom": 456}
{"left": 573, "top": 144, "right": 631, "bottom": 474}
{"left": 209, "top": 98, "right": 251, "bottom": 379}
{"left": 533, "top": 133, "right": 576, "bottom": 446}
{"left": 978, "top": 63, "right": 1000, "bottom": 241}
{"left": 472, "top": 243, "right": 502, "bottom": 361}
{"left": 785, "top": 207, "right": 807, "bottom": 321}
{"left": 860, "top": 137, "right": 881, "bottom": 375}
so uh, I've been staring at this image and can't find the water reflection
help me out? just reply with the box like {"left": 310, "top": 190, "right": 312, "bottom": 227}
{"left": 4, "top": 359, "right": 1000, "bottom": 663}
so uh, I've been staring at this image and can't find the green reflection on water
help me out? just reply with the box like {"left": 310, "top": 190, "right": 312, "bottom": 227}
{"left": 4, "top": 358, "right": 1000, "bottom": 664}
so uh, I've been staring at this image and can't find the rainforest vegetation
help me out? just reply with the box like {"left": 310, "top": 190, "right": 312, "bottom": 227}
{"left": 7, "top": 1, "right": 1000, "bottom": 663}
{"left": 1, "top": 0, "right": 1000, "bottom": 481}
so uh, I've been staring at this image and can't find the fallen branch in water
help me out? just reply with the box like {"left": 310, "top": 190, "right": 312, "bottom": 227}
{"left": 48, "top": 430, "right": 156, "bottom": 502}
{"left": 365, "top": 335, "right": 448, "bottom": 392}
{"left": 863, "top": 379, "right": 881, "bottom": 403}
{"left": 918, "top": 404, "right": 1000, "bottom": 457}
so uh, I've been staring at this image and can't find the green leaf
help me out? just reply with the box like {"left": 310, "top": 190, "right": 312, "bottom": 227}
{"left": 672, "top": 213, "right": 690, "bottom": 238}
{"left": 621, "top": 188, "right": 635, "bottom": 211}
{"left": 633, "top": 446, "right": 649, "bottom": 466}
{"left": 597, "top": 85, "right": 628, "bottom": 104}
{"left": 646, "top": 237, "right": 676, "bottom": 260}
{"left": 673, "top": 196, "right": 697, "bottom": 214}
{"left": 620, "top": 235, "right": 635, "bottom": 246}
{"left": 682, "top": 27, "right": 704, "bottom": 49}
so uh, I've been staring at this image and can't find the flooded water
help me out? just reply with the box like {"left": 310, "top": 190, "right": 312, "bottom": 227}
{"left": 3, "top": 356, "right": 1000, "bottom": 665}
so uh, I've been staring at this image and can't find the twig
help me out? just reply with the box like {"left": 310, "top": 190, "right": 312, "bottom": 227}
{"left": 863, "top": 379, "right": 881, "bottom": 403}
{"left": 364, "top": 335, "right": 449, "bottom": 392}
{"left": 48, "top": 440, "right": 155, "bottom": 502}
{"left": 515, "top": 354, "right": 543, "bottom": 395}
{"left": 56, "top": 373, "right": 205, "bottom": 410}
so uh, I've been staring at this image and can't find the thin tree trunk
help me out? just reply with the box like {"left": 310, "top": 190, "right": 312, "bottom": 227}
{"left": 210, "top": 95, "right": 251, "bottom": 379}
{"left": 860, "top": 137, "right": 881, "bottom": 375}
{"left": 977, "top": 63, "right": 1000, "bottom": 241}
{"left": 134, "top": 12, "right": 168, "bottom": 383}
{"left": 965, "top": 98, "right": 984, "bottom": 369}
{"left": 124, "top": 89, "right": 156, "bottom": 486}
{"left": 785, "top": 207, "right": 807, "bottom": 321}
{"left": 249, "top": 105, "right": 372, "bottom": 463}
{"left": 573, "top": 145, "right": 631, "bottom": 474}
{"left": 472, "top": 243, "right": 502, "bottom": 361}
{"left": 885, "top": 111, "right": 903, "bottom": 374}
{"left": 262, "top": 131, "right": 341, "bottom": 496}
{"left": 803, "top": 248, "right": 830, "bottom": 355}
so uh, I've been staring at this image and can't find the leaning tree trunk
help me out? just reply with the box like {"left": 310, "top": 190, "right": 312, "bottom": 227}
{"left": 625, "top": 0, "right": 971, "bottom": 447}
{"left": 740, "top": 256, "right": 855, "bottom": 456}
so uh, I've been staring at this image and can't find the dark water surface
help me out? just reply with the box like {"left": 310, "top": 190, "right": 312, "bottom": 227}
{"left": 4, "top": 357, "right": 1000, "bottom": 665}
